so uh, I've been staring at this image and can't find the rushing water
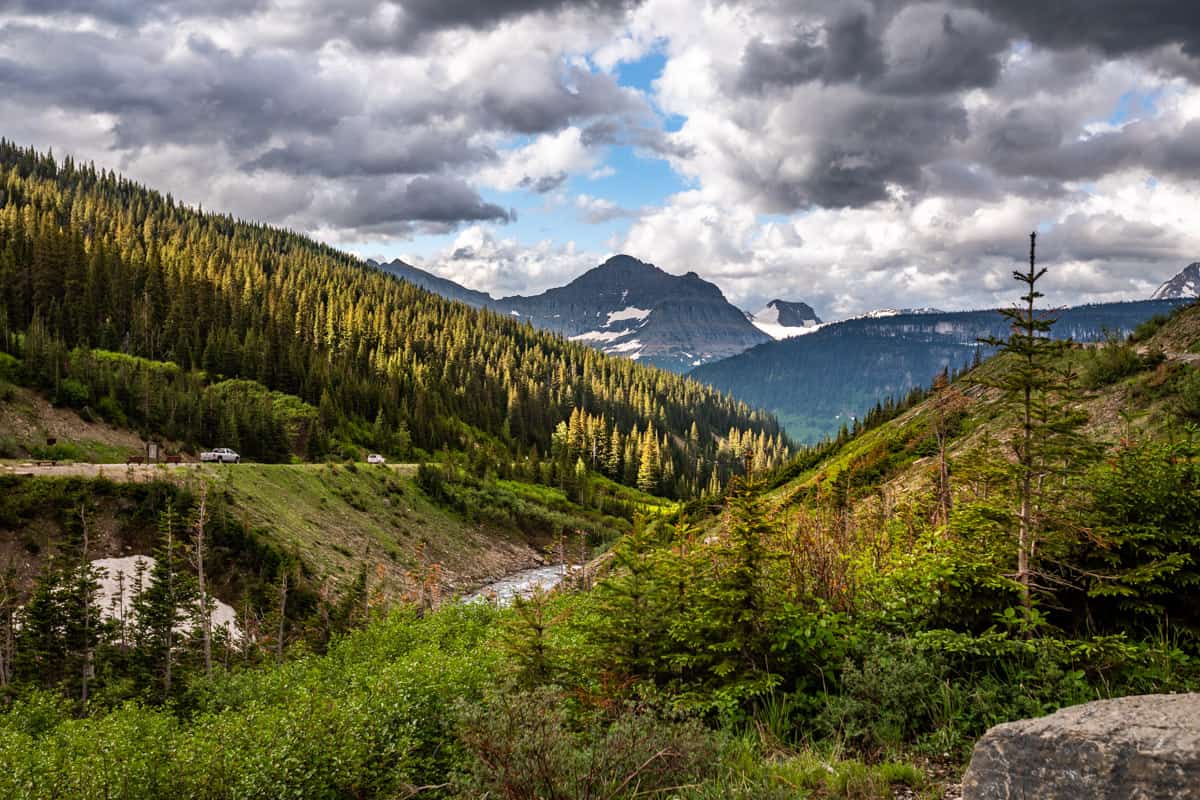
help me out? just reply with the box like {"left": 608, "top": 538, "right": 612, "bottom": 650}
{"left": 465, "top": 564, "right": 577, "bottom": 605}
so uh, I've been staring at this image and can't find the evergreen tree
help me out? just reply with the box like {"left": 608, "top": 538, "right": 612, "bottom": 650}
{"left": 979, "top": 233, "right": 1095, "bottom": 620}
{"left": 132, "top": 503, "right": 198, "bottom": 700}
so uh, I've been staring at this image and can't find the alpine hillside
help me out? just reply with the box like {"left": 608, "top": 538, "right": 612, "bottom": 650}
{"left": 0, "top": 141, "right": 788, "bottom": 500}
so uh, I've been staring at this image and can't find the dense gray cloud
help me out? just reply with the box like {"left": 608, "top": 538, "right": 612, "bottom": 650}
{"left": 0, "top": 0, "right": 266, "bottom": 26}
{"left": 3, "top": 0, "right": 1200, "bottom": 313}
{"left": 738, "top": 11, "right": 885, "bottom": 93}
{"left": 322, "top": 175, "right": 511, "bottom": 236}
{"left": 0, "top": 26, "right": 353, "bottom": 150}
{"left": 718, "top": 0, "right": 1200, "bottom": 217}
{"left": 0, "top": 0, "right": 651, "bottom": 235}
{"left": 244, "top": 128, "right": 496, "bottom": 178}
{"left": 966, "top": 0, "right": 1200, "bottom": 58}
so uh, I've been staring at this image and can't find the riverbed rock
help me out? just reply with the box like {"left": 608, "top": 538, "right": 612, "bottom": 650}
{"left": 962, "top": 693, "right": 1200, "bottom": 799}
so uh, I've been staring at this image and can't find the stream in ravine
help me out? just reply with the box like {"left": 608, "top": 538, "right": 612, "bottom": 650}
{"left": 465, "top": 564, "right": 578, "bottom": 605}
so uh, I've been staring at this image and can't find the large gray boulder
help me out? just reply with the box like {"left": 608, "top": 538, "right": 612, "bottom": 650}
{"left": 962, "top": 693, "right": 1200, "bottom": 799}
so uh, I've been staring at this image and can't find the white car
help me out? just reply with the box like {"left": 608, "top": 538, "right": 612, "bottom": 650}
{"left": 367, "top": 453, "right": 386, "bottom": 465}
{"left": 200, "top": 447, "right": 240, "bottom": 464}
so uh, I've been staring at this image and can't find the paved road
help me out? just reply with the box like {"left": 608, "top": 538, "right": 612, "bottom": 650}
{"left": 1, "top": 461, "right": 419, "bottom": 481}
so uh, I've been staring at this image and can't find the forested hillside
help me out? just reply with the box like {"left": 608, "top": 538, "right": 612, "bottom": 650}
{"left": 0, "top": 141, "right": 787, "bottom": 498}
{"left": 692, "top": 300, "right": 1188, "bottom": 442}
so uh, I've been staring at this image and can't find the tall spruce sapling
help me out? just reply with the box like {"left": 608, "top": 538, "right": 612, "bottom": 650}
{"left": 978, "top": 232, "right": 1095, "bottom": 624}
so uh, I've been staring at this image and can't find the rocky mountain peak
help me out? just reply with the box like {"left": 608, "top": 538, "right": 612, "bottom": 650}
{"left": 1152, "top": 262, "right": 1200, "bottom": 300}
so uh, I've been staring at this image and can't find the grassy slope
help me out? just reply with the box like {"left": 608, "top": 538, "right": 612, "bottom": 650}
{"left": 0, "top": 460, "right": 657, "bottom": 608}
{"left": 211, "top": 464, "right": 547, "bottom": 596}
{"left": 765, "top": 303, "right": 1200, "bottom": 513}
{"left": 0, "top": 385, "right": 147, "bottom": 463}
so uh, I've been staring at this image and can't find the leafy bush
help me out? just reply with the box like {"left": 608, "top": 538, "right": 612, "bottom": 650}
{"left": 455, "top": 686, "right": 723, "bottom": 800}
{"left": 814, "top": 636, "right": 944, "bottom": 752}
{"left": 1082, "top": 337, "right": 1141, "bottom": 387}
{"left": 1177, "top": 368, "right": 1200, "bottom": 421}
{"left": 1131, "top": 313, "right": 1170, "bottom": 343}
{"left": 0, "top": 352, "right": 20, "bottom": 384}
{"left": 55, "top": 377, "right": 90, "bottom": 408}
{"left": 29, "top": 442, "right": 86, "bottom": 462}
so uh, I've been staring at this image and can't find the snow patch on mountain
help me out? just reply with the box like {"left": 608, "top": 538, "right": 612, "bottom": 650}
{"left": 605, "top": 306, "right": 652, "bottom": 325}
{"left": 571, "top": 329, "right": 626, "bottom": 344}
{"left": 751, "top": 319, "right": 823, "bottom": 340}
{"left": 859, "top": 307, "right": 944, "bottom": 319}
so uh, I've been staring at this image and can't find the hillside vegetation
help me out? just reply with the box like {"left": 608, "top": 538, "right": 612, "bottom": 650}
{"left": 4, "top": 295, "right": 1197, "bottom": 797}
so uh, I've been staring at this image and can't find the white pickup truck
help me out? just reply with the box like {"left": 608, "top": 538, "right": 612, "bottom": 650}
{"left": 200, "top": 447, "right": 240, "bottom": 464}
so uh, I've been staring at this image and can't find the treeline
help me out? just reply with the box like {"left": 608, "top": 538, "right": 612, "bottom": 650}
{"left": 0, "top": 141, "right": 786, "bottom": 495}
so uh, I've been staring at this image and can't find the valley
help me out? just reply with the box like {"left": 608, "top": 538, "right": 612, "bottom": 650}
{"left": 1, "top": 140, "right": 1199, "bottom": 800}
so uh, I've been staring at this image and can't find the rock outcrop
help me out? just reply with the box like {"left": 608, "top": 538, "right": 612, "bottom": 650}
{"left": 962, "top": 693, "right": 1200, "bottom": 799}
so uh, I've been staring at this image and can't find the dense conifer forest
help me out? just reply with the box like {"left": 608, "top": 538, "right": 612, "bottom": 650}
{"left": 0, "top": 141, "right": 787, "bottom": 497}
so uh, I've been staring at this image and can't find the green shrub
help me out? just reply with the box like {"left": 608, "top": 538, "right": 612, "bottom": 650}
{"left": 1082, "top": 337, "right": 1141, "bottom": 387}
{"left": 455, "top": 686, "right": 723, "bottom": 800}
{"left": 29, "top": 442, "right": 86, "bottom": 462}
{"left": 55, "top": 377, "right": 90, "bottom": 408}
{"left": 1178, "top": 368, "right": 1200, "bottom": 421}
{"left": 0, "top": 352, "right": 20, "bottom": 383}
{"left": 1131, "top": 313, "right": 1170, "bottom": 343}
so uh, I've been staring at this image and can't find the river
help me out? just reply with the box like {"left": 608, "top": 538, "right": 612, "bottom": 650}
{"left": 464, "top": 564, "right": 579, "bottom": 605}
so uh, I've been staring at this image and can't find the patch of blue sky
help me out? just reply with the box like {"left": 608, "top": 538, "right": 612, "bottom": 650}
{"left": 616, "top": 49, "right": 666, "bottom": 92}
{"left": 595, "top": 145, "right": 686, "bottom": 204}
{"left": 1107, "top": 87, "right": 1167, "bottom": 125}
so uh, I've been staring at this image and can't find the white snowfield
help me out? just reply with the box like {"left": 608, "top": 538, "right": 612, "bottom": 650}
{"left": 91, "top": 555, "right": 241, "bottom": 639}
{"left": 570, "top": 329, "right": 626, "bottom": 344}
{"left": 604, "top": 306, "right": 651, "bottom": 325}
{"left": 569, "top": 305, "right": 652, "bottom": 358}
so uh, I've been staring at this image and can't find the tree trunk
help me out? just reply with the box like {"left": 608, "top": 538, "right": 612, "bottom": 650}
{"left": 193, "top": 483, "right": 213, "bottom": 677}
{"left": 276, "top": 573, "right": 287, "bottom": 665}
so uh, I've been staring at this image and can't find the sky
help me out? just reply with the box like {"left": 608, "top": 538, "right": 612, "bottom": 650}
{"left": 2, "top": 1, "right": 1199, "bottom": 317}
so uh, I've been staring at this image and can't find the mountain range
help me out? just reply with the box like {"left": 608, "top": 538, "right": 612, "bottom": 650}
{"left": 370, "top": 255, "right": 1198, "bottom": 440}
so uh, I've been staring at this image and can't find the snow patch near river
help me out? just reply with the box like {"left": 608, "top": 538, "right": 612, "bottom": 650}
{"left": 92, "top": 555, "right": 241, "bottom": 638}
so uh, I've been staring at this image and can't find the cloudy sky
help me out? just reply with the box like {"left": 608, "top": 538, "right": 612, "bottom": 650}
{"left": 3, "top": 1, "right": 1199, "bottom": 316}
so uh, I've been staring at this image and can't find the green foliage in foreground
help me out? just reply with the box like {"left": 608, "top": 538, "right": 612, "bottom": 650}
{"left": 3, "top": 430, "right": 1197, "bottom": 799}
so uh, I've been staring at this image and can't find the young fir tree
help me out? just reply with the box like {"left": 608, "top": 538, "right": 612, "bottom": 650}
{"left": 979, "top": 232, "right": 1094, "bottom": 622}
{"left": 586, "top": 519, "right": 671, "bottom": 683}
{"left": 132, "top": 503, "right": 198, "bottom": 700}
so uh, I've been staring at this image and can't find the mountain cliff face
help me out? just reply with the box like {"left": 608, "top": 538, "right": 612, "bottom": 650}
{"left": 1153, "top": 263, "right": 1200, "bottom": 299}
{"left": 368, "top": 254, "right": 771, "bottom": 372}
{"left": 500, "top": 255, "right": 771, "bottom": 371}
{"left": 748, "top": 299, "right": 823, "bottom": 339}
